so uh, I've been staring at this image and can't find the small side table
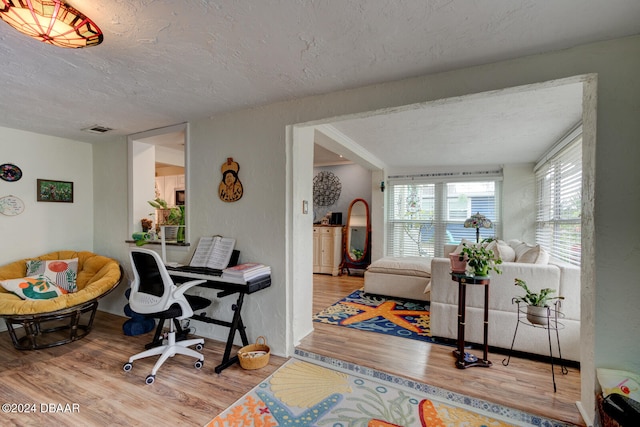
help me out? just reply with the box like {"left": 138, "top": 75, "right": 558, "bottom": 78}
{"left": 450, "top": 273, "right": 492, "bottom": 369}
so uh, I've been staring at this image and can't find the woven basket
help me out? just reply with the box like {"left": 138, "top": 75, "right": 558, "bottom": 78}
{"left": 238, "top": 336, "right": 270, "bottom": 370}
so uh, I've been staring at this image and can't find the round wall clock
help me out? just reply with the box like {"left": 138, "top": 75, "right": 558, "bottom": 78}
{"left": 313, "top": 171, "right": 342, "bottom": 206}
{"left": 0, "top": 163, "right": 22, "bottom": 182}
{"left": 0, "top": 195, "right": 25, "bottom": 216}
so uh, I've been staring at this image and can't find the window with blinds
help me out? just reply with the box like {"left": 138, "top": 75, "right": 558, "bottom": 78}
{"left": 386, "top": 175, "right": 501, "bottom": 258}
{"left": 535, "top": 134, "right": 582, "bottom": 266}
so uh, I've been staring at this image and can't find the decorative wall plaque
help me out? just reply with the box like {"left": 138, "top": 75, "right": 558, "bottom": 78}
{"left": 218, "top": 157, "right": 243, "bottom": 202}
{"left": 313, "top": 171, "right": 341, "bottom": 206}
{"left": 0, "top": 163, "right": 22, "bottom": 182}
{"left": 0, "top": 195, "right": 25, "bottom": 216}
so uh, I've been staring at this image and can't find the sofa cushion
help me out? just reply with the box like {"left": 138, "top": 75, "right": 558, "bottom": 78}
{"left": 486, "top": 240, "right": 516, "bottom": 262}
{"left": 0, "top": 251, "right": 121, "bottom": 316}
{"left": 25, "top": 258, "right": 78, "bottom": 293}
{"left": 0, "top": 275, "right": 66, "bottom": 300}
{"left": 367, "top": 256, "right": 431, "bottom": 278}
{"left": 451, "top": 239, "right": 476, "bottom": 254}
{"left": 509, "top": 240, "right": 550, "bottom": 264}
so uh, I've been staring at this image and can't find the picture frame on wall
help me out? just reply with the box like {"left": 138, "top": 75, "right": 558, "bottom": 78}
{"left": 37, "top": 179, "right": 74, "bottom": 203}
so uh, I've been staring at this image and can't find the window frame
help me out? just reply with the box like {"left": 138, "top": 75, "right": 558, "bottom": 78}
{"left": 385, "top": 171, "right": 502, "bottom": 258}
{"left": 534, "top": 128, "right": 582, "bottom": 266}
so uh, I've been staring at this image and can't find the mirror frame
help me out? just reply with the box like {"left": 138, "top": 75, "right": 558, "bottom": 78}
{"left": 345, "top": 198, "right": 370, "bottom": 263}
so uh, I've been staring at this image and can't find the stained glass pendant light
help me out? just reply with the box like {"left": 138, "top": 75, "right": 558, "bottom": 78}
{"left": 0, "top": 0, "right": 103, "bottom": 48}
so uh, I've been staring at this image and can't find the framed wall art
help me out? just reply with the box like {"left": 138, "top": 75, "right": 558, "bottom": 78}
{"left": 37, "top": 179, "right": 74, "bottom": 203}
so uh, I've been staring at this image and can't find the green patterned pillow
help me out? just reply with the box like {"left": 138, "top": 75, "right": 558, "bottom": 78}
{"left": 0, "top": 275, "right": 66, "bottom": 300}
{"left": 26, "top": 258, "right": 78, "bottom": 293}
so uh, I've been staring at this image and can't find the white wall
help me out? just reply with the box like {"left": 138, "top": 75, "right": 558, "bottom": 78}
{"left": 86, "top": 35, "right": 639, "bottom": 422}
{"left": 312, "top": 164, "right": 372, "bottom": 224}
{"left": 0, "top": 127, "right": 94, "bottom": 262}
{"left": 502, "top": 163, "right": 536, "bottom": 243}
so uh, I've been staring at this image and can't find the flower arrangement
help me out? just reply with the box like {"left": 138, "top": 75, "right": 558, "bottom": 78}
{"left": 459, "top": 238, "right": 502, "bottom": 277}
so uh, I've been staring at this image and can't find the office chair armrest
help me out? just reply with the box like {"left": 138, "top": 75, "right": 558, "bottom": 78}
{"left": 172, "top": 279, "right": 207, "bottom": 299}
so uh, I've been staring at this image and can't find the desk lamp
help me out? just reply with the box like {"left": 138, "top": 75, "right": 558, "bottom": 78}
{"left": 464, "top": 212, "right": 493, "bottom": 243}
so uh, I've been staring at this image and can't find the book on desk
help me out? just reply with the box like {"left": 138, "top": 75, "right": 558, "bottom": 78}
{"left": 222, "top": 263, "right": 271, "bottom": 281}
{"left": 166, "top": 235, "right": 240, "bottom": 276}
{"left": 165, "top": 235, "right": 270, "bottom": 283}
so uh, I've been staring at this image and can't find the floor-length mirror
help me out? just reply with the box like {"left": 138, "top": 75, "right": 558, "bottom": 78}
{"left": 343, "top": 198, "right": 371, "bottom": 274}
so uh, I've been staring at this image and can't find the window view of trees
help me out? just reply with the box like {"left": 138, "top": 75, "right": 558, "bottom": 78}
{"left": 387, "top": 180, "right": 500, "bottom": 257}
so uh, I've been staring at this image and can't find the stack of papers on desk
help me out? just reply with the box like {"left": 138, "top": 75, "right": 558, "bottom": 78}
{"left": 222, "top": 263, "right": 271, "bottom": 281}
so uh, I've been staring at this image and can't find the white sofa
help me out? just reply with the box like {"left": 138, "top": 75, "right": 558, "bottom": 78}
{"left": 430, "top": 241, "right": 581, "bottom": 362}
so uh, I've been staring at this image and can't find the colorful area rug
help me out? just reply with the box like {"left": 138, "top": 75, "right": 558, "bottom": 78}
{"left": 206, "top": 355, "right": 571, "bottom": 427}
{"left": 313, "top": 288, "right": 433, "bottom": 343}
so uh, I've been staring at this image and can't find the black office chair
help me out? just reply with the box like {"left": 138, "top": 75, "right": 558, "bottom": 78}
{"left": 123, "top": 248, "right": 211, "bottom": 384}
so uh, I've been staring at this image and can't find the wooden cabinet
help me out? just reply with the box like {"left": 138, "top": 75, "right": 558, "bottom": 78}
{"left": 313, "top": 226, "right": 343, "bottom": 276}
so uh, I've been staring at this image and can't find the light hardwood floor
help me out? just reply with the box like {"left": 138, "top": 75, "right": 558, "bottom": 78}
{"left": 0, "top": 274, "right": 583, "bottom": 426}
{"left": 298, "top": 273, "right": 584, "bottom": 426}
{"left": 0, "top": 312, "right": 288, "bottom": 426}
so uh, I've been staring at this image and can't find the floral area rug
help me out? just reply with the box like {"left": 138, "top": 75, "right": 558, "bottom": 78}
{"left": 206, "top": 357, "right": 568, "bottom": 427}
{"left": 312, "top": 288, "right": 433, "bottom": 343}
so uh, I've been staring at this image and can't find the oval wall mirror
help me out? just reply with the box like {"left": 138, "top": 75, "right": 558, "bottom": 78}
{"left": 344, "top": 198, "right": 371, "bottom": 273}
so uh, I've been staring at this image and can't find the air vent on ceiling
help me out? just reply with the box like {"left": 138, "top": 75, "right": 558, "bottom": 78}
{"left": 82, "top": 125, "right": 113, "bottom": 134}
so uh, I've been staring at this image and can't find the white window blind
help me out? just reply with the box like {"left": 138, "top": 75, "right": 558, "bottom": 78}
{"left": 386, "top": 173, "right": 501, "bottom": 258}
{"left": 535, "top": 136, "right": 582, "bottom": 265}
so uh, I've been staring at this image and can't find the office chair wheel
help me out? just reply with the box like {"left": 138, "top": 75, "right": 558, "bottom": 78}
{"left": 195, "top": 343, "right": 204, "bottom": 351}
{"left": 145, "top": 374, "right": 155, "bottom": 385}
{"left": 123, "top": 362, "right": 133, "bottom": 372}
{"left": 194, "top": 359, "right": 204, "bottom": 369}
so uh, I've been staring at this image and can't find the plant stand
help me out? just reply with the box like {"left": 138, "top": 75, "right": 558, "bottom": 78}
{"left": 450, "top": 273, "right": 492, "bottom": 369}
{"left": 502, "top": 299, "right": 568, "bottom": 392}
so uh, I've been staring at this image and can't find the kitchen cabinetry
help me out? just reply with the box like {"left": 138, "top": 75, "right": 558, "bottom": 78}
{"left": 155, "top": 174, "right": 184, "bottom": 206}
{"left": 313, "top": 226, "right": 343, "bottom": 276}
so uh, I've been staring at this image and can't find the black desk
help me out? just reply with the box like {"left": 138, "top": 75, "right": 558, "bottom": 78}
{"left": 168, "top": 269, "right": 271, "bottom": 373}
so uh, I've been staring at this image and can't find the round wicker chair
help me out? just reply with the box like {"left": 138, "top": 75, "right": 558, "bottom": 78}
{"left": 0, "top": 251, "right": 123, "bottom": 350}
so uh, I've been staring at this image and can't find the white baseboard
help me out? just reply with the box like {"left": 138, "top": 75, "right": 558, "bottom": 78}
{"left": 576, "top": 401, "right": 594, "bottom": 427}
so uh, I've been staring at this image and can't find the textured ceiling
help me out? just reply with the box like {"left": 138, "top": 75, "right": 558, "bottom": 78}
{"left": 0, "top": 0, "right": 639, "bottom": 164}
{"left": 328, "top": 81, "right": 584, "bottom": 168}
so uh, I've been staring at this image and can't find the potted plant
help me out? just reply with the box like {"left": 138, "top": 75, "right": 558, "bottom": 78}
{"left": 459, "top": 239, "right": 502, "bottom": 278}
{"left": 513, "top": 278, "right": 564, "bottom": 325}
{"left": 148, "top": 198, "right": 184, "bottom": 242}
{"left": 449, "top": 252, "right": 468, "bottom": 273}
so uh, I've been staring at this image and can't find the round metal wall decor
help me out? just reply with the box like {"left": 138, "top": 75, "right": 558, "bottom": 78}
{"left": 313, "top": 171, "right": 341, "bottom": 206}
{"left": 0, "top": 163, "right": 22, "bottom": 182}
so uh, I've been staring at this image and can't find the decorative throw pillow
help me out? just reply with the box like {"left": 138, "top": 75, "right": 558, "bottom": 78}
{"left": 0, "top": 275, "right": 66, "bottom": 300}
{"left": 453, "top": 239, "right": 475, "bottom": 254}
{"left": 515, "top": 244, "right": 549, "bottom": 264}
{"left": 486, "top": 239, "right": 516, "bottom": 262}
{"left": 26, "top": 258, "right": 78, "bottom": 293}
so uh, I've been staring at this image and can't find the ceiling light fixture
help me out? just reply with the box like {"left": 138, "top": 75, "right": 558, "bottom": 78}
{"left": 0, "top": 0, "right": 103, "bottom": 48}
